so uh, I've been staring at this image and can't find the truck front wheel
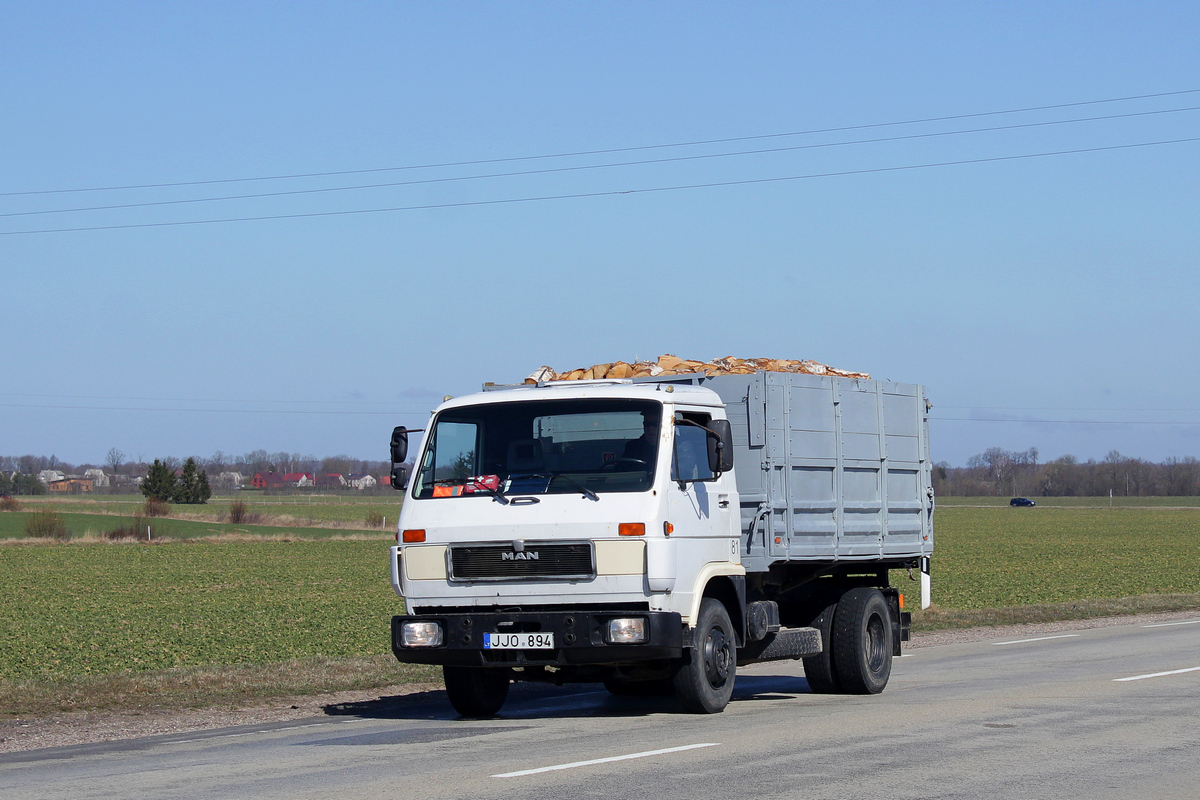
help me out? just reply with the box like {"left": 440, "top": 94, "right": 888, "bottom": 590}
{"left": 831, "top": 588, "right": 892, "bottom": 694}
{"left": 443, "top": 666, "right": 510, "bottom": 717}
{"left": 673, "top": 598, "right": 736, "bottom": 713}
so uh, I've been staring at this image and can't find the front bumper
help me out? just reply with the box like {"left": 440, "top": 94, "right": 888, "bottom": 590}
{"left": 391, "top": 610, "right": 684, "bottom": 667}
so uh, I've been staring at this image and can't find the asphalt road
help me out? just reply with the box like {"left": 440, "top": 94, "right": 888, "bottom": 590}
{"left": 3, "top": 617, "right": 1198, "bottom": 800}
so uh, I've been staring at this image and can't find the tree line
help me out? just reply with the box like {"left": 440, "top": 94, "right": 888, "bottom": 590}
{"left": 1, "top": 450, "right": 388, "bottom": 482}
{"left": 934, "top": 447, "right": 1200, "bottom": 497}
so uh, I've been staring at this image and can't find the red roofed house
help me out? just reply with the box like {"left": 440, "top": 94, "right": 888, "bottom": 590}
{"left": 283, "top": 472, "right": 315, "bottom": 487}
{"left": 249, "top": 472, "right": 288, "bottom": 489}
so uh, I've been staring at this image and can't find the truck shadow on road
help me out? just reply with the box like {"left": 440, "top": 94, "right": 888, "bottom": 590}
{"left": 321, "top": 674, "right": 814, "bottom": 722}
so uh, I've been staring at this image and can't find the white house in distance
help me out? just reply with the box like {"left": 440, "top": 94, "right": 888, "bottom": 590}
{"left": 216, "top": 472, "right": 245, "bottom": 489}
{"left": 38, "top": 469, "right": 66, "bottom": 485}
{"left": 83, "top": 468, "right": 110, "bottom": 488}
{"left": 347, "top": 473, "right": 377, "bottom": 490}
{"left": 283, "top": 472, "right": 315, "bottom": 488}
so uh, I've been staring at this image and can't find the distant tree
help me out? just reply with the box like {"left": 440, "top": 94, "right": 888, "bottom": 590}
{"left": 321, "top": 455, "right": 357, "bottom": 476}
{"left": 106, "top": 448, "right": 125, "bottom": 476}
{"left": 197, "top": 469, "right": 212, "bottom": 503}
{"left": 14, "top": 474, "right": 46, "bottom": 495}
{"left": 175, "top": 457, "right": 212, "bottom": 504}
{"left": 142, "top": 459, "right": 178, "bottom": 502}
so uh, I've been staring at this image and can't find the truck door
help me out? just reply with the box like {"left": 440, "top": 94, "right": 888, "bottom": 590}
{"left": 667, "top": 411, "right": 738, "bottom": 548}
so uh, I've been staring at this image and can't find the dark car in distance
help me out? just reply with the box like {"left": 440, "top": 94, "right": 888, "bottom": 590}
{"left": 1010, "top": 497, "right": 1036, "bottom": 507}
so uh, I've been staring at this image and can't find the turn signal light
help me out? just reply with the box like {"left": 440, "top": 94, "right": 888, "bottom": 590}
{"left": 618, "top": 523, "right": 645, "bottom": 536}
{"left": 899, "top": 594, "right": 906, "bottom": 610}
{"left": 402, "top": 529, "right": 426, "bottom": 543}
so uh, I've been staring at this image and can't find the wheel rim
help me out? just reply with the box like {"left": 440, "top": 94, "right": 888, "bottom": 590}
{"left": 703, "top": 625, "right": 732, "bottom": 688}
{"left": 865, "top": 613, "right": 887, "bottom": 673}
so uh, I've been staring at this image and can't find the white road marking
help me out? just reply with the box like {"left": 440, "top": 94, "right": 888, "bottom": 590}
{"left": 992, "top": 634, "right": 1080, "bottom": 646}
{"left": 1140, "top": 619, "right": 1200, "bottom": 628}
{"left": 492, "top": 742, "right": 721, "bottom": 778}
{"left": 1114, "top": 666, "right": 1200, "bottom": 682}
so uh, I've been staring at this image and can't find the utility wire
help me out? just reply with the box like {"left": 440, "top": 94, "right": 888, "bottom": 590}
{"left": 8, "top": 104, "right": 1198, "bottom": 219}
{"left": 0, "top": 403, "right": 425, "bottom": 416}
{"left": 3, "top": 88, "right": 1198, "bottom": 198}
{"left": 939, "top": 406, "right": 1200, "bottom": 413}
{"left": 0, "top": 391, "right": 438, "bottom": 407}
{"left": 9, "top": 402, "right": 1200, "bottom": 422}
{"left": 5, "top": 135, "right": 1198, "bottom": 236}
{"left": 933, "top": 417, "right": 1200, "bottom": 426}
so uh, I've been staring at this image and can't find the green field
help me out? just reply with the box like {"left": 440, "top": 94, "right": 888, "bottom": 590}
{"left": 0, "top": 541, "right": 401, "bottom": 682}
{"left": 2, "top": 501, "right": 1199, "bottom": 713}
{"left": 918, "top": 505, "right": 1200, "bottom": 608}
{"left": 936, "top": 496, "right": 1200, "bottom": 508}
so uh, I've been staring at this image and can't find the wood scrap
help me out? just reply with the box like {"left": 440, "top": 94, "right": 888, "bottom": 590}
{"left": 524, "top": 354, "right": 869, "bottom": 383}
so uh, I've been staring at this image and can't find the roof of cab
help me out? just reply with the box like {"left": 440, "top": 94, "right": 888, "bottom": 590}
{"left": 434, "top": 379, "right": 724, "bottom": 413}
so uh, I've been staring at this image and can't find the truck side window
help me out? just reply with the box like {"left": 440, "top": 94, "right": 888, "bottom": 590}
{"left": 415, "top": 421, "right": 479, "bottom": 497}
{"left": 672, "top": 415, "right": 715, "bottom": 482}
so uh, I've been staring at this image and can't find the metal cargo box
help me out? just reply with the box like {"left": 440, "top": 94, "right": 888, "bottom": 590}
{"left": 648, "top": 371, "right": 934, "bottom": 573}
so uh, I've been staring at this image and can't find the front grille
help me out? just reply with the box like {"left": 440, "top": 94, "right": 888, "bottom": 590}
{"left": 448, "top": 542, "right": 595, "bottom": 582}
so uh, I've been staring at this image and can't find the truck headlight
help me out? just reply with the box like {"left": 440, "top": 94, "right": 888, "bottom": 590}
{"left": 401, "top": 621, "right": 444, "bottom": 647}
{"left": 606, "top": 618, "right": 647, "bottom": 644}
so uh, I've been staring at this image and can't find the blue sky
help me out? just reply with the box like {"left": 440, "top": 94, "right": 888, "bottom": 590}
{"left": 2, "top": 2, "right": 1198, "bottom": 467}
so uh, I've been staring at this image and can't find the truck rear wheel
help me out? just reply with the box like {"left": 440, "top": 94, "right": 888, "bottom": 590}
{"left": 831, "top": 588, "right": 892, "bottom": 694}
{"left": 443, "top": 666, "right": 510, "bottom": 717}
{"left": 801, "top": 600, "right": 840, "bottom": 694}
{"left": 673, "top": 598, "right": 736, "bottom": 713}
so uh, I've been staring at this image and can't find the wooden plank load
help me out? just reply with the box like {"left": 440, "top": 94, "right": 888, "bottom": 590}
{"left": 524, "top": 355, "right": 869, "bottom": 384}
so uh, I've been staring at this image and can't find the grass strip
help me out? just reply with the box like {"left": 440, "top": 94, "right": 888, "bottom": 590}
{"left": 0, "top": 656, "right": 437, "bottom": 718}
{"left": 911, "top": 592, "right": 1200, "bottom": 630}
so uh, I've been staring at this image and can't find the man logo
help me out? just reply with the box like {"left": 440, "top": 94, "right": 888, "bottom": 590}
{"left": 501, "top": 551, "right": 539, "bottom": 561}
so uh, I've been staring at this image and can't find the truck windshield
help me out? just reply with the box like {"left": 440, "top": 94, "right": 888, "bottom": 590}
{"left": 412, "top": 398, "right": 662, "bottom": 499}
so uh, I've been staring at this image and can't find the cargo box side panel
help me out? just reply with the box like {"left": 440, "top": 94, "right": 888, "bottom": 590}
{"left": 881, "top": 385, "right": 930, "bottom": 556}
{"left": 836, "top": 382, "right": 885, "bottom": 558}
{"left": 782, "top": 375, "right": 840, "bottom": 559}
{"left": 686, "top": 372, "right": 933, "bottom": 569}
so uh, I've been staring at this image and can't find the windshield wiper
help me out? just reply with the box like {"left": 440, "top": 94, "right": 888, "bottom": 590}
{"left": 528, "top": 472, "right": 599, "bottom": 502}
{"left": 468, "top": 479, "right": 509, "bottom": 505}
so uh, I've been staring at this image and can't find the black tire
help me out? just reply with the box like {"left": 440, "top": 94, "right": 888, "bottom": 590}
{"left": 831, "top": 588, "right": 893, "bottom": 694}
{"left": 673, "top": 597, "right": 736, "bottom": 713}
{"left": 442, "top": 666, "right": 510, "bottom": 717}
{"left": 801, "top": 600, "right": 840, "bottom": 694}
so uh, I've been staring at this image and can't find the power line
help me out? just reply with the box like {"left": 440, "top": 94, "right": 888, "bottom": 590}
{"left": 933, "top": 417, "right": 1200, "bottom": 426}
{"left": 0, "top": 391, "right": 438, "bottom": 407}
{"left": 939, "top": 405, "right": 1200, "bottom": 413}
{"left": 5, "top": 135, "right": 1198, "bottom": 236}
{"left": 9, "top": 104, "right": 1197, "bottom": 220}
{"left": 4, "top": 88, "right": 1198, "bottom": 198}
{"left": 0, "top": 403, "right": 426, "bottom": 416}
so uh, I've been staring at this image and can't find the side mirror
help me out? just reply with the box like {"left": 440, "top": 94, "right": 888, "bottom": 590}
{"left": 390, "top": 427, "right": 409, "bottom": 492}
{"left": 391, "top": 464, "right": 409, "bottom": 491}
{"left": 707, "top": 419, "right": 734, "bottom": 475}
{"left": 390, "top": 426, "right": 409, "bottom": 463}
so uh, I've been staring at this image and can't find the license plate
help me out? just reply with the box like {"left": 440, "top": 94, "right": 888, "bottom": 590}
{"left": 483, "top": 632, "right": 555, "bottom": 650}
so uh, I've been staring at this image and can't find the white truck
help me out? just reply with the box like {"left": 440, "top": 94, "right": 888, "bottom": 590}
{"left": 387, "top": 370, "right": 933, "bottom": 716}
